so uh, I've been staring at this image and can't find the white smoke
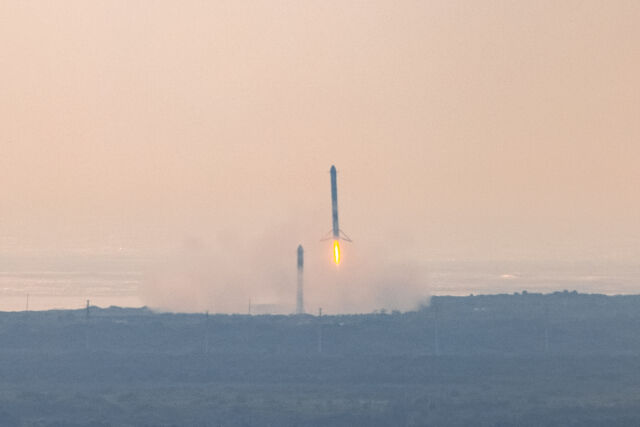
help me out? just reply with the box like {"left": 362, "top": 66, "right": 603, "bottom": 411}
{"left": 140, "top": 228, "right": 430, "bottom": 314}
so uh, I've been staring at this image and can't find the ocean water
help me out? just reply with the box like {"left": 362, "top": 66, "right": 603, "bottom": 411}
{"left": 428, "top": 260, "right": 640, "bottom": 296}
{"left": 0, "top": 253, "right": 146, "bottom": 311}
{"left": 0, "top": 271, "right": 143, "bottom": 311}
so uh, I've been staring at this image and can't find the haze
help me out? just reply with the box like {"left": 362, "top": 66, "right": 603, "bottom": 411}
{"left": 1, "top": 1, "right": 639, "bottom": 312}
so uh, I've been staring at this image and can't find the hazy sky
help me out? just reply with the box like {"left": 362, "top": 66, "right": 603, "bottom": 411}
{"left": 1, "top": 1, "right": 639, "bottom": 310}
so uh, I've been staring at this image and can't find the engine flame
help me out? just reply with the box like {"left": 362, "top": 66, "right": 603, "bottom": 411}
{"left": 333, "top": 240, "right": 341, "bottom": 265}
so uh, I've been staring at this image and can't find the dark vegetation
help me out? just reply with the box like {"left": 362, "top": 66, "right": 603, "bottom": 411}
{"left": 3, "top": 291, "right": 640, "bottom": 426}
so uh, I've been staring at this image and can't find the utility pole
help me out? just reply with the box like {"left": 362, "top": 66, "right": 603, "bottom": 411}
{"left": 85, "top": 300, "right": 91, "bottom": 352}
{"left": 317, "top": 308, "right": 323, "bottom": 354}
{"left": 544, "top": 302, "right": 550, "bottom": 354}
{"left": 204, "top": 310, "right": 210, "bottom": 354}
{"left": 434, "top": 302, "right": 440, "bottom": 356}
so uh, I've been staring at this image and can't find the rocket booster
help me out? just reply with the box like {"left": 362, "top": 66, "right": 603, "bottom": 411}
{"left": 325, "top": 165, "right": 351, "bottom": 247}
{"left": 297, "top": 244, "right": 304, "bottom": 269}
{"left": 296, "top": 244, "right": 304, "bottom": 314}
{"left": 330, "top": 165, "right": 340, "bottom": 239}
{"left": 326, "top": 165, "right": 350, "bottom": 265}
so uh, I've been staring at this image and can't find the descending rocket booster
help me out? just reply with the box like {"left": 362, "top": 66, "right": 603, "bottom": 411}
{"left": 330, "top": 165, "right": 340, "bottom": 239}
{"left": 326, "top": 165, "right": 351, "bottom": 264}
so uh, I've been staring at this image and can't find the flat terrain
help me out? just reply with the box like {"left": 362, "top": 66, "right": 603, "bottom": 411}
{"left": 3, "top": 292, "right": 640, "bottom": 426}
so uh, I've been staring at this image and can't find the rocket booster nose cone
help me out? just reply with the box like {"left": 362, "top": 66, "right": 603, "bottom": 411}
{"left": 330, "top": 165, "right": 336, "bottom": 173}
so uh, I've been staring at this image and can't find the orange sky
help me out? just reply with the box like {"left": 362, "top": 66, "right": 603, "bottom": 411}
{"left": 1, "top": 1, "right": 639, "bottom": 276}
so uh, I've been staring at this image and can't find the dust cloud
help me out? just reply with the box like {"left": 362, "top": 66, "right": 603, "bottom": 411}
{"left": 141, "top": 230, "right": 430, "bottom": 314}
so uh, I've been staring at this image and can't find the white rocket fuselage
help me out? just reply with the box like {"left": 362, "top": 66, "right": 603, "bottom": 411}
{"left": 296, "top": 245, "right": 304, "bottom": 314}
{"left": 330, "top": 165, "right": 339, "bottom": 239}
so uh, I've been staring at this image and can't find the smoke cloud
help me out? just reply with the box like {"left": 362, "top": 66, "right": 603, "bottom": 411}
{"left": 141, "top": 228, "right": 430, "bottom": 314}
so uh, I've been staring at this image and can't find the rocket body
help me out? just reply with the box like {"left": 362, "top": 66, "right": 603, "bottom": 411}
{"left": 327, "top": 165, "right": 349, "bottom": 265}
{"left": 296, "top": 245, "right": 304, "bottom": 314}
{"left": 297, "top": 245, "right": 304, "bottom": 269}
{"left": 330, "top": 165, "right": 340, "bottom": 239}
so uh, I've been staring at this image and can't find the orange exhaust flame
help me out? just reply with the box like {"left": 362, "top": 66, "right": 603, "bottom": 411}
{"left": 333, "top": 240, "right": 341, "bottom": 265}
